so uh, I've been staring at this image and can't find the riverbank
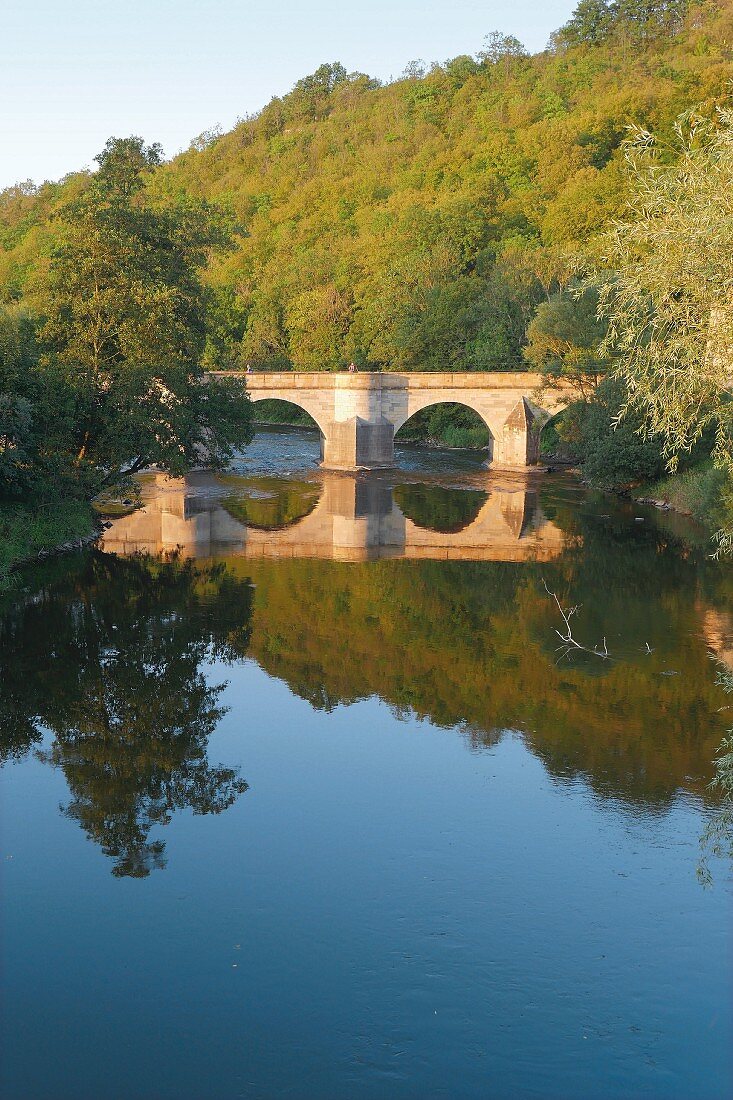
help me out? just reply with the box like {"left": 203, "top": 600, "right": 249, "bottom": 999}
{"left": 632, "top": 460, "right": 727, "bottom": 531}
{"left": 0, "top": 500, "right": 99, "bottom": 589}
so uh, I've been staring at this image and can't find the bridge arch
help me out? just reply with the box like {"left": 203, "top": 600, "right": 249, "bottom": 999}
{"left": 393, "top": 400, "right": 496, "bottom": 458}
{"left": 249, "top": 396, "right": 328, "bottom": 440}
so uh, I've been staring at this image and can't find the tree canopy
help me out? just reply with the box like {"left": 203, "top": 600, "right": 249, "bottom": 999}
{"left": 1, "top": 3, "right": 731, "bottom": 376}
{"left": 0, "top": 138, "right": 254, "bottom": 500}
{"left": 597, "top": 106, "right": 733, "bottom": 470}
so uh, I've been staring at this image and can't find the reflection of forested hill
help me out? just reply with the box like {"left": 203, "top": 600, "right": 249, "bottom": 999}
{"left": 231, "top": 530, "right": 731, "bottom": 804}
{"left": 2, "top": 522, "right": 731, "bottom": 866}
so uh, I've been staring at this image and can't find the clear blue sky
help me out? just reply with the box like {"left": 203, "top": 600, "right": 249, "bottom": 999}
{"left": 2, "top": 0, "right": 577, "bottom": 190}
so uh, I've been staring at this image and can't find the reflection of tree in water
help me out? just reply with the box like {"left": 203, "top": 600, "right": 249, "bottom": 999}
{"left": 0, "top": 553, "right": 253, "bottom": 876}
{"left": 3, "top": 493, "right": 732, "bottom": 841}
{"left": 393, "top": 483, "right": 487, "bottom": 533}
{"left": 698, "top": 664, "right": 733, "bottom": 886}
{"left": 221, "top": 476, "right": 321, "bottom": 530}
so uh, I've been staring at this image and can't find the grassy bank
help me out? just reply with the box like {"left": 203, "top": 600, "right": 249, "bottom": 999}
{"left": 633, "top": 460, "right": 727, "bottom": 532}
{"left": 0, "top": 500, "right": 97, "bottom": 589}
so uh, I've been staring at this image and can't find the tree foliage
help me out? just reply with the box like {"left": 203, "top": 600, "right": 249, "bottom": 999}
{"left": 597, "top": 106, "right": 733, "bottom": 471}
{"left": 2, "top": 8, "right": 730, "bottom": 375}
{"left": 0, "top": 306, "right": 38, "bottom": 493}
{"left": 558, "top": 377, "right": 665, "bottom": 487}
{"left": 0, "top": 139, "right": 254, "bottom": 500}
{"left": 558, "top": 0, "right": 691, "bottom": 48}
{"left": 524, "top": 286, "right": 609, "bottom": 398}
{"left": 39, "top": 137, "right": 253, "bottom": 487}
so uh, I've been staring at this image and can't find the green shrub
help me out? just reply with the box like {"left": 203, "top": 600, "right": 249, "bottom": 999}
{"left": 560, "top": 379, "right": 665, "bottom": 490}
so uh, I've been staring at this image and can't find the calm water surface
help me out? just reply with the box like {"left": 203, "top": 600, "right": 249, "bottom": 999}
{"left": 1, "top": 429, "right": 732, "bottom": 1099}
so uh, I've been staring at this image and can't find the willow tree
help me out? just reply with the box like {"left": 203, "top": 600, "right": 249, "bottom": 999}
{"left": 597, "top": 108, "right": 733, "bottom": 472}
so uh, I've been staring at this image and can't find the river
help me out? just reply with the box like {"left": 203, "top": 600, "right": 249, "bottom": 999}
{"left": 1, "top": 428, "right": 731, "bottom": 1099}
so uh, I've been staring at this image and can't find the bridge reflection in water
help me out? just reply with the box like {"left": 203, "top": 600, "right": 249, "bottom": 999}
{"left": 100, "top": 470, "right": 567, "bottom": 562}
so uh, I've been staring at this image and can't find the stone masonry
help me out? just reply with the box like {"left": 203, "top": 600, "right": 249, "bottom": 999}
{"left": 215, "top": 371, "right": 574, "bottom": 470}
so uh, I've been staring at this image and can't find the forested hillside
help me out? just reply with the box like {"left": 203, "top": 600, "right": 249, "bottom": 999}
{"left": 2, "top": 0, "right": 732, "bottom": 374}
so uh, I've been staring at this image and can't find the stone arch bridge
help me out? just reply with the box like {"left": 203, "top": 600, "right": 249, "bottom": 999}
{"left": 217, "top": 371, "right": 573, "bottom": 470}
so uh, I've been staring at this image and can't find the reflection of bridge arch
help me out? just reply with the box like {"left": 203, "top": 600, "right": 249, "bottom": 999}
{"left": 101, "top": 473, "right": 566, "bottom": 563}
{"left": 393, "top": 483, "right": 488, "bottom": 533}
{"left": 221, "top": 476, "right": 321, "bottom": 531}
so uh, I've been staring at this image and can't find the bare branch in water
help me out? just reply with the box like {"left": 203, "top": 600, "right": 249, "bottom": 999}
{"left": 542, "top": 579, "right": 612, "bottom": 661}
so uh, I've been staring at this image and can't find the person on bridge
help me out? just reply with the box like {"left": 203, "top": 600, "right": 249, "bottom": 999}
{"left": 246, "top": 363, "right": 252, "bottom": 374}
{"left": 348, "top": 361, "right": 358, "bottom": 373}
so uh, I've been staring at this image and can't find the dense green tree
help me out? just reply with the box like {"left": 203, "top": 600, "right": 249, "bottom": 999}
{"left": 558, "top": 0, "right": 690, "bottom": 47}
{"left": 286, "top": 285, "right": 351, "bottom": 370}
{"left": 0, "top": 304, "right": 81, "bottom": 498}
{"left": 39, "top": 136, "right": 253, "bottom": 489}
{"left": 558, "top": 377, "right": 665, "bottom": 487}
{"left": 0, "top": 393, "right": 33, "bottom": 492}
{"left": 524, "top": 287, "right": 609, "bottom": 398}
{"left": 0, "top": 306, "right": 36, "bottom": 494}
{"left": 478, "top": 31, "right": 529, "bottom": 68}
{"left": 559, "top": 0, "right": 616, "bottom": 45}
{"left": 287, "top": 62, "right": 349, "bottom": 121}
{"left": 241, "top": 296, "right": 290, "bottom": 368}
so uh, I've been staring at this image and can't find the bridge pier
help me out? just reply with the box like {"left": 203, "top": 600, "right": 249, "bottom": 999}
{"left": 321, "top": 417, "right": 395, "bottom": 470}
{"left": 492, "top": 398, "right": 542, "bottom": 468}
{"left": 321, "top": 397, "right": 542, "bottom": 471}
